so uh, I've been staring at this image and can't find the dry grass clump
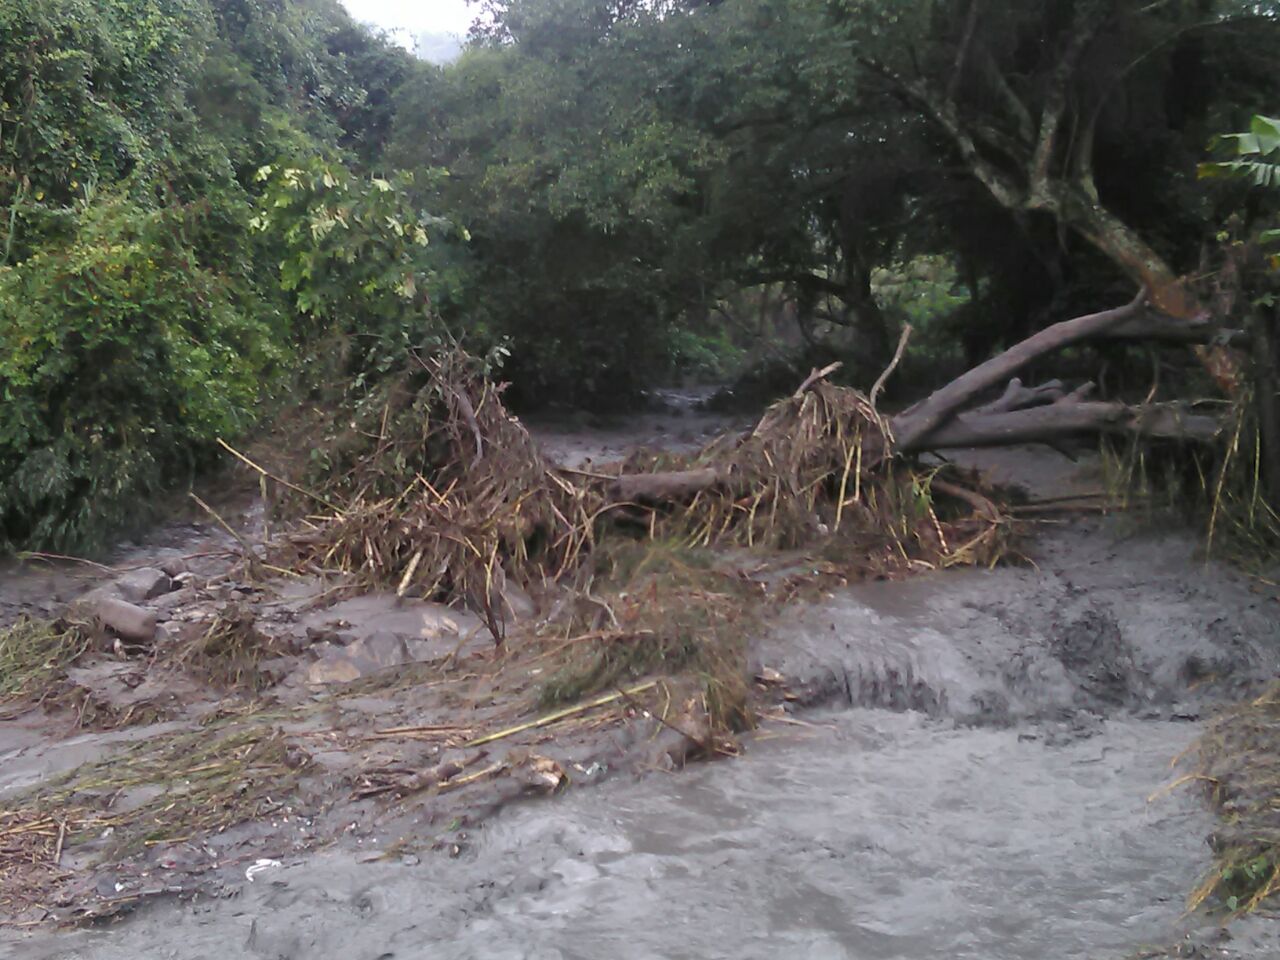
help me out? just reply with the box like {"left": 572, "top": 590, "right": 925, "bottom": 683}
{"left": 536, "top": 540, "right": 756, "bottom": 732}
{"left": 173, "top": 604, "right": 288, "bottom": 691}
{"left": 616, "top": 379, "right": 1008, "bottom": 567}
{"left": 0, "top": 807, "right": 104, "bottom": 916}
{"left": 673, "top": 381, "right": 895, "bottom": 549}
{"left": 0, "top": 616, "right": 93, "bottom": 706}
{"left": 1186, "top": 681, "right": 1280, "bottom": 914}
{"left": 0, "top": 713, "right": 305, "bottom": 907}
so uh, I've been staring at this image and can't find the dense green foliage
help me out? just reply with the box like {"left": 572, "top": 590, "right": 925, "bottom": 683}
{"left": 0, "top": 0, "right": 418, "bottom": 549}
{"left": 0, "top": 196, "right": 280, "bottom": 547}
{"left": 251, "top": 160, "right": 470, "bottom": 384}
{"left": 2, "top": 0, "right": 1279, "bottom": 550}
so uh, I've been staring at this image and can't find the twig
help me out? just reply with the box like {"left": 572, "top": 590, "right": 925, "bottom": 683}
{"left": 188, "top": 494, "right": 259, "bottom": 561}
{"left": 454, "top": 390, "right": 485, "bottom": 467}
{"left": 14, "top": 552, "right": 116, "bottom": 573}
{"left": 397, "top": 550, "right": 424, "bottom": 598}
{"left": 53, "top": 819, "right": 66, "bottom": 866}
{"left": 462, "top": 680, "right": 659, "bottom": 748}
{"left": 870, "top": 323, "right": 913, "bottom": 415}
{"left": 370, "top": 723, "right": 474, "bottom": 738}
{"left": 930, "top": 477, "right": 1001, "bottom": 523}
{"left": 215, "top": 438, "right": 344, "bottom": 514}
{"left": 792, "top": 361, "right": 843, "bottom": 399}
{"left": 1008, "top": 501, "right": 1124, "bottom": 516}
{"left": 612, "top": 681, "right": 712, "bottom": 755}
{"left": 437, "top": 761, "right": 505, "bottom": 793}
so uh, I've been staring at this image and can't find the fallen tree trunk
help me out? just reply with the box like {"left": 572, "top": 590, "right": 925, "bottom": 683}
{"left": 600, "top": 395, "right": 1222, "bottom": 506}
{"left": 892, "top": 289, "right": 1148, "bottom": 451}
{"left": 612, "top": 468, "right": 726, "bottom": 502}
{"left": 599, "top": 291, "right": 1229, "bottom": 507}
{"left": 904, "top": 400, "right": 1222, "bottom": 451}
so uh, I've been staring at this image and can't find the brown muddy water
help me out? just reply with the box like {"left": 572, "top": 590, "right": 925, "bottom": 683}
{"left": 4, "top": 437, "right": 1280, "bottom": 958}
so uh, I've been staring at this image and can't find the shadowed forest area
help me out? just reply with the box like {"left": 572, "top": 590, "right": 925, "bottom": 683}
{"left": 6, "top": 0, "right": 1280, "bottom": 951}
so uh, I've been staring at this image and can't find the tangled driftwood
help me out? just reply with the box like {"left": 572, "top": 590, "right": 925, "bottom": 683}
{"left": 268, "top": 289, "right": 1232, "bottom": 646}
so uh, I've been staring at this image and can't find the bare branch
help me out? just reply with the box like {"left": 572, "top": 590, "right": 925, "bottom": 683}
{"left": 870, "top": 324, "right": 913, "bottom": 414}
{"left": 947, "top": 0, "right": 982, "bottom": 104}
{"left": 1028, "top": 1, "right": 1112, "bottom": 206}
{"left": 971, "top": 378, "right": 1067, "bottom": 415}
{"left": 893, "top": 289, "right": 1147, "bottom": 450}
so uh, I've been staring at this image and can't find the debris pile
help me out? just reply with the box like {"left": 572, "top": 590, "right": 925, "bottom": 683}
{"left": 0, "top": 349, "right": 1015, "bottom": 927}
{"left": 280, "top": 350, "right": 595, "bottom": 641}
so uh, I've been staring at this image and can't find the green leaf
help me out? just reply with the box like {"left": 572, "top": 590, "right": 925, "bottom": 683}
{"left": 1250, "top": 115, "right": 1280, "bottom": 157}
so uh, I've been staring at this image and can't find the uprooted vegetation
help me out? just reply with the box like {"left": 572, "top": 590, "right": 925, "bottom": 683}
{"left": 0, "top": 713, "right": 304, "bottom": 918}
{"left": 1186, "top": 683, "right": 1280, "bottom": 916}
{"left": 264, "top": 346, "right": 1014, "bottom": 718}
{"left": 0, "top": 617, "right": 92, "bottom": 705}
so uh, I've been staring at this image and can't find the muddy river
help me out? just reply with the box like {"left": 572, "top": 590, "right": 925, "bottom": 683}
{"left": 7, "top": 517, "right": 1280, "bottom": 957}
{"left": 4, "top": 436, "right": 1280, "bottom": 958}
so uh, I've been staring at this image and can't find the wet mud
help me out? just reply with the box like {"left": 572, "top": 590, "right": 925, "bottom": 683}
{"left": 4, "top": 442, "right": 1280, "bottom": 957}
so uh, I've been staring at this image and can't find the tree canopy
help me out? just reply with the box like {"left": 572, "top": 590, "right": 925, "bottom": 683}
{"left": 2, "top": 0, "right": 1279, "bottom": 550}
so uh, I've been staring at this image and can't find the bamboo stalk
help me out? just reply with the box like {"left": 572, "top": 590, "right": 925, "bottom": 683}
{"left": 216, "top": 438, "right": 344, "bottom": 514}
{"left": 463, "top": 680, "right": 659, "bottom": 748}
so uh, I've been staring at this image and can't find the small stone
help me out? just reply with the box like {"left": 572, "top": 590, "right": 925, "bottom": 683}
{"left": 77, "top": 584, "right": 123, "bottom": 608}
{"left": 153, "top": 623, "right": 178, "bottom": 646}
{"left": 115, "top": 568, "right": 173, "bottom": 603}
{"left": 346, "top": 632, "right": 410, "bottom": 669}
{"left": 306, "top": 655, "right": 364, "bottom": 685}
{"left": 158, "top": 558, "right": 188, "bottom": 578}
{"left": 149, "top": 587, "right": 197, "bottom": 614}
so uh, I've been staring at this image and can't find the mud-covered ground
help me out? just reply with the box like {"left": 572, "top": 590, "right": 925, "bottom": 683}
{"left": 3, "top": 430, "right": 1280, "bottom": 958}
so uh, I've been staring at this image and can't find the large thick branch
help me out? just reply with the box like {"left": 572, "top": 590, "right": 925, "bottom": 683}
{"left": 978, "top": 50, "right": 1034, "bottom": 145}
{"left": 1101, "top": 310, "right": 1248, "bottom": 346}
{"left": 900, "top": 400, "right": 1222, "bottom": 452}
{"left": 1029, "top": 2, "right": 1110, "bottom": 204}
{"left": 1051, "top": 186, "right": 1201, "bottom": 320}
{"left": 612, "top": 468, "right": 725, "bottom": 503}
{"left": 893, "top": 289, "right": 1147, "bottom": 450}
{"left": 947, "top": 0, "right": 982, "bottom": 103}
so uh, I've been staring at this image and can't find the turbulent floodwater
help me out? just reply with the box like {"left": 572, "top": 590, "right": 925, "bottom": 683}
{"left": 11, "top": 515, "right": 1280, "bottom": 960}
{"left": 6, "top": 436, "right": 1280, "bottom": 959}
{"left": 9, "top": 715, "right": 1209, "bottom": 960}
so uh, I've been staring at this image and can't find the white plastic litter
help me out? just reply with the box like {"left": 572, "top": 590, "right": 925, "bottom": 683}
{"left": 245, "top": 858, "right": 283, "bottom": 882}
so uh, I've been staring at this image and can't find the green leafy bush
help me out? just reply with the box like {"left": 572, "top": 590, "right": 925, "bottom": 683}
{"left": 0, "top": 194, "right": 282, "bottom": 550}
{"left": 251, "top": 160, "right": 468, "bottom": 388}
